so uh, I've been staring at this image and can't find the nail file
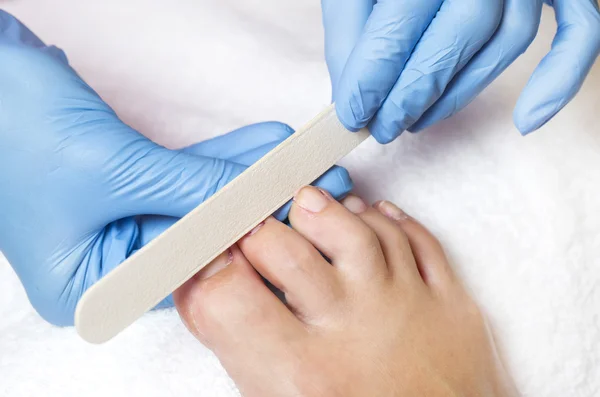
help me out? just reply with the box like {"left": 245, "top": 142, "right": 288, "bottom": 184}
{"left": 75, "top": 104, "right": 370, "bottom": 344}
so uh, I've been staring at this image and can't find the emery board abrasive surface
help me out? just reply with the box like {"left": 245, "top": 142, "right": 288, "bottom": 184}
{"left": 75, "top": 104, "right": 370, "bottom": 344}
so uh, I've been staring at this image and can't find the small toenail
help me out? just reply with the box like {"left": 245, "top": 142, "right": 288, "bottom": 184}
{"left": 342, "top": 195, "right": 367, "bottom": 214}
{"left": 293, "top": 186, "right": 330, "bottom": 213}
{"left": 377, "top": 201, "right": 409, "bottom": 221}
{"left": 196, "top": 249, "right": 233, "bottom": 280}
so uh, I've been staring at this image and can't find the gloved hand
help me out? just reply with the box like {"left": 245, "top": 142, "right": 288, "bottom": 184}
{"left": 322, "top": 0, "right": 600, "bottom": 143}
{"left": 0, "top": 10, "right": 352, "bottom": 326}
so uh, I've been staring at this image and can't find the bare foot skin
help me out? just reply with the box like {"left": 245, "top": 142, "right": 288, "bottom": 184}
{"left": 174, "top": 186, "right": 518, "bottom": 397}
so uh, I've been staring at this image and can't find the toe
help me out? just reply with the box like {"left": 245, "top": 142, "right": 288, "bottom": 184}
{"left": 173, "top": 245, "right": 304, "bottom": 357}
{"left": 288, "top": 186, "right": 387, "bottom": 283}
{"left": 375, "top": 201, "right": 455, "bottom": 292}
{"left": 341, "top": 195, "right": 423, "bottom": 286}
{"left": 237, "top": 217, "right": 343, "bottom": 321}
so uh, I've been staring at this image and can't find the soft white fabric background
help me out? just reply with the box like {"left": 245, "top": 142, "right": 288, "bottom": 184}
{"left": 1, "top": 1, "right": 599, "bottom": 396}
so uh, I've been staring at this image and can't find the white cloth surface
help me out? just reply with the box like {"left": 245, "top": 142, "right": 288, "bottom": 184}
{"left": 1, "top": 1, "right": 599, "bottom": 396}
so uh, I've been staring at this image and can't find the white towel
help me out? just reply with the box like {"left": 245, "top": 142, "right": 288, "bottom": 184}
{"left": 1, "top": 1, "right": 598, "bottom": 396}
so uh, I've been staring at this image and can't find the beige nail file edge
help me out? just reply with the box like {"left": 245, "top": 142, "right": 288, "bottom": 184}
{"left": 75, "top": 104, "right": 370, "bottom": 344}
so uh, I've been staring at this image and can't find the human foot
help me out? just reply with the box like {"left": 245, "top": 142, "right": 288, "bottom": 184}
{"left": 174, "top": 186, "right": 518, "bottom": 397}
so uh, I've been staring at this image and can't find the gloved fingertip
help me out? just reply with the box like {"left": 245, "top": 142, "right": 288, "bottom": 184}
{"left": 336, "top": 108, "right": 362, "bottom": 133}
{"left": 408, "top": 112, "right": 442, "bottom": 133}
{"left": 513, "top": 108, "right": 533, "bottom": 135}
{"left": 375, "top": 132, "right": 401, "bottom": 145}
{"left": 407, "top": 122, "right": 426, "bottom": 134}
{"left": 513, "top": 104, "right": 556, "bottom": 136}
{"left": 310, "top": 166, "right": 354, "bottom": 204}
{"left": 335, "top": 166, "right": 353, "bottom": 193}
{"left": 515, "top": 119, "right": 550, "bottom": 136}
{"left": 336, "top": 92, "right": 377, "bottom": 132}
{"left": 517, "top": 127, "right": 534, "bottom": 136}
{"left": 514, "top": 110, "right": 552, "bottom": 136}
{"left": 369, "top": 120, "right": 401, "bottom": 145}
{"left": 327, "top": 166, "right": 354, "bottom": 200}
{"left": 514, "top": 119, "right": 536, "bottom": 136}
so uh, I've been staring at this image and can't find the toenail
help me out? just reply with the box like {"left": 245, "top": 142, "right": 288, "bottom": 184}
{"left": 196, "top": 249, "right": 233, "bottom": 280}
{"left": 246, "top": 222, "right": 265, "bottom": 237}
{"left": 342, "top": 195, "right": 367, "bottom": 214}
{"left": 293, "top": 186, "right": 330, "bottom": 213}
{"left": 317, "top": 187, "right": 334, "bottom": 200}
{"left": 377, "top": 201, "right": 409, "bottom": 221}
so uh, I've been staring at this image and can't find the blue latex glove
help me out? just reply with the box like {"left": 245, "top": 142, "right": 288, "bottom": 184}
{"left": 0, "top": 10, "right": 352, "bottom": 326}
{"left": 322, "top": 0, "right": 600, "bottom": 142}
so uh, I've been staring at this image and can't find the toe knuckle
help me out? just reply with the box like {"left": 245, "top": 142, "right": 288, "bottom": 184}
{"left": 194, "top": 279, "right": 229, "bottom": 321}
{"left": 350, "top": 225, "right": 380, "bottom": 250}
{"left": 195, "top": 270, "right": 258, "bottom": 327}
{"left": 287, "top": 250, "right": 320, "bottom": 273}
{"left": 388, "top": 231, "right": 410, "bottom": 251}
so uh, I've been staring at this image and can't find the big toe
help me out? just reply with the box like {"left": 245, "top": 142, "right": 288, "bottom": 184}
{"left": 174, "top": 245, "right": 305, "bottom": 389}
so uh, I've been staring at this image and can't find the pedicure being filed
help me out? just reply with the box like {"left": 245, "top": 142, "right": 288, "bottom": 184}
{"left": 294, "top": 186, "right": 331, "bottom": 213}
{"left": 377, "top": 201, "right": 409, "bottom": 221}
{"left": 196, "top": 249, "right": 233, "bottom": 280}
{"left": 342, "top": 195, "right": 368, "bottom": 214}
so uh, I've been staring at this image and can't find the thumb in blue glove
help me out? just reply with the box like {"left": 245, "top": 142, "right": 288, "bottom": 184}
{"left": 0, "top": 11, "right": 352, "bottom": 326}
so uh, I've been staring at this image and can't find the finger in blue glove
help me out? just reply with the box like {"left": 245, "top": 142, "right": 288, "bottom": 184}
{"left": 410, "top": 0, "right": 600, "bottom": 135}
